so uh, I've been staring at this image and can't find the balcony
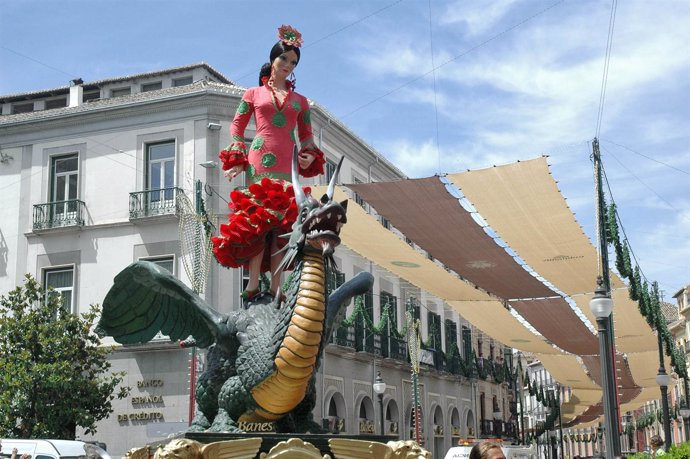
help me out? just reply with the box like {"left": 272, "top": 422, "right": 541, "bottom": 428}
{"left": 129, "top": 187, "right": 183, "bottom": 221}
{"left": 33, "top": 199, "right": 86, "bottom": 232}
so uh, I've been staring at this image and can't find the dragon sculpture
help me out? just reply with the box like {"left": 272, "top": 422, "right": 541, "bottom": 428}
{"left": 96, "top": 153, "right": 373, "bottom": 433}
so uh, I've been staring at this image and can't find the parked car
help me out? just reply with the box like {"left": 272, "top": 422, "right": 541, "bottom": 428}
{"left": 0, "top": 439, "right": 110, "bottom": 459}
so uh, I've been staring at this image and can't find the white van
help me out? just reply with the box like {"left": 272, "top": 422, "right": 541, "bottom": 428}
{"left": 444, "top": 444, "right": 536, "bottom": 459}
{"left": 0, "top": 440, "right": 110, "bottom": 459}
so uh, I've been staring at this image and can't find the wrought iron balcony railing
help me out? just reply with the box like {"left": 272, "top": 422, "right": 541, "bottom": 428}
{"left": 33, "top": 199, "right": 86, "bottom": 231}
{"left": 129, "top": 187, "right": 182, "bottom": 219}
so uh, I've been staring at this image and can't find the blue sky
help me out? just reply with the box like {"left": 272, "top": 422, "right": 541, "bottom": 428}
{"left": 2, "top": 0, "right": 689, "bottom": 298}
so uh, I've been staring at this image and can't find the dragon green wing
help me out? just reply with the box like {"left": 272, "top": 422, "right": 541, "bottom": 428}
{"left": 95, "top": 261, "right": 221, "bottom": 348}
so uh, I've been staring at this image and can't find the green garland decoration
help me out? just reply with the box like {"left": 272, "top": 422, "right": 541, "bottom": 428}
{"left": 605, "top": 203, "right": 688, "bottom": 379}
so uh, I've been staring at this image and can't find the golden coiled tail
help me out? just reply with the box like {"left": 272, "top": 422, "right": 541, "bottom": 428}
{"left": 248, "top": 252, "right": 326, "bottom": 419}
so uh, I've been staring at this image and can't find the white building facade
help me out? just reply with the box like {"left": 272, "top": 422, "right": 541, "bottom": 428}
{"left": 0, "top": 63, "right": 511, "bottom": 458}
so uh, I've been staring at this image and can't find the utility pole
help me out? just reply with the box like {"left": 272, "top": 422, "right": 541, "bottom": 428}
{"left": 592, "top": 138, "right": 622, "bottom": 457}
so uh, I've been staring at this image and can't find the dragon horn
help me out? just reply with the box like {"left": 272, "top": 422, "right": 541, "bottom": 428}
{"left": 326, "top": 156, "right": 345, "bottom": 201}
{"left": 292, "top": 145, "right": 306, "bottom": 206}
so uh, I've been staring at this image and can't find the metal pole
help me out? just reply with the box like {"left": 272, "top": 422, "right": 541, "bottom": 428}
{"left": 378, "top": 392, "right": 385, "bottom": 436}
{"left": 658, "top": 332, "right": 673, "bottom": 452}
{"left": 597, "top": 315, "right": 615, "bottom": 459}
{"left": 684, "top": 377, "right": 690, "bottom": 442}
{"left": 558, "top": 386, "right": 564, "bottom": 459}
{"left": 592, "top": 138, "right": 622, "bottom": 456}
{"left": 520, "top": 360, "right": 526, "bottom": 445}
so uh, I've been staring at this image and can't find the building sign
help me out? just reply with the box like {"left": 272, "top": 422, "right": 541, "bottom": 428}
{"left": 117, "top": 379, "right": 166, "bottom": 425}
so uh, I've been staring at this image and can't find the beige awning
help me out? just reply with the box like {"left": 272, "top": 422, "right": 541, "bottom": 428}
{"left": 310, "top": 155, "right": 662, "bottom": 426}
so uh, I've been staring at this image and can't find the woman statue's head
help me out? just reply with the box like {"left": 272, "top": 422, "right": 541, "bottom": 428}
{"left": 259, "top": 25, "right": 303, "bottom": 86}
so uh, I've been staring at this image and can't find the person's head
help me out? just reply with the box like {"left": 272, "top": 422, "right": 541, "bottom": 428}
{"left": 469, "top": 441, "right": 506, "bottom": 459}
{"left": 650, "top": 434, "right": 664, "bottom": 449}
{"left": 259, "top": 26, "right": 303, "bottom": 86}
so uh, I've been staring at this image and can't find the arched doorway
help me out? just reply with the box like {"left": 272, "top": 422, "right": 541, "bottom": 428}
{"left": 465, "top": 408, "right": 476, "bottom": 438}
{"left": 432, "top": 405, "right": 444, "bottom": 458}
{"left": 324, "top": 391, "right": 347, "bottom": 433}
{"left": 386, "top": 399, "right": 400, "bottom": 436}
{"left": 357, "top": 395, "right": 376, "bottom": 435}
{"left": 450, "top": 407, "right": 461, "bottom": 444}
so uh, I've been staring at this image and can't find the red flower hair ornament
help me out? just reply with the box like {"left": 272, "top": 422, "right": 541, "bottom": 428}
{"left": 277, "top": 25, "right": 303, "bottom": 48}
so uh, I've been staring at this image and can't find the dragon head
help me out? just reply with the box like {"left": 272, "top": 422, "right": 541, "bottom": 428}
{"left": 276, "top": 149, "right": 347, "bottom": 273}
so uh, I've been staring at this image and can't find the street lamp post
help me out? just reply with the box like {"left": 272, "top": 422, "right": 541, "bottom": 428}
{"left": 557, "top": 385, "right": 564, "bottom": 459}
{"left": 591, "top": 138, "right": 622, "bottom": 458}
{"left": 590, "top": 277, "right": 618, "bottom": 459}
{"left": 656, "top": 332, "right": 673, "bottom": 452}
{"left": 373, "top": 371, "right": 387, "bottom": 436}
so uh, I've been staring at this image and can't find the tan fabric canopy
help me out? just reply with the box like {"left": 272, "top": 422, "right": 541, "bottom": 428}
{"left": 313, "top": 184, "right": 609, "bottom": 423}
{"left": 311, "top": 156, "right": 662, "bottom": 426}
{"left": 448, "top": 158, "right": 659, "bottom": 391}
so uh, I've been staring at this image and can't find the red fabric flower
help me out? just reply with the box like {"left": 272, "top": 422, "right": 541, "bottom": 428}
{"left": 299, "top": 145, "right": 326, "bottom": 178}
{"left": 219, "top": 147, "right": 248, "bottom": 171}
{"left": 277, "top": 25, "right": 304, "bottom": 48}
{"left": 212, "top": 177, "right": 314, "bottom": 270}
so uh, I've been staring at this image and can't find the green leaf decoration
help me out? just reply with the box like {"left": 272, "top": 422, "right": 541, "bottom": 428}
{"left": 237, "top": 100, "right": 250, "bottom": 115}
{"left": 291, "top": 100, "right": 301, "bottom": 112}
{"left": 272, "top": 112, "right": 287, "bottom": 128}
{"left": 302, "top": 109, "right": 311, "bottom": 124}
{"left": 251, "top": 136, "right": 264, "bottom": 150}
{"left": 261, "top": 153, "right": 277, "bottom": 168}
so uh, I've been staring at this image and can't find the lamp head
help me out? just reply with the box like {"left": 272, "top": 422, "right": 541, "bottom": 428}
{"left": 373, "top": 371, "right": 386, "bottom": 395}
{"left": 656, "top": 371, "right": 671, "bottom": 387}
{"left": 589, "top": 276, "right": 613, "bottom": 318}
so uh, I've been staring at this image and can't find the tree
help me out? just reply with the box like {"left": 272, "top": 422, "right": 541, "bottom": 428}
{"left": 0, "top": 274, "right": 129, "bottom": 439}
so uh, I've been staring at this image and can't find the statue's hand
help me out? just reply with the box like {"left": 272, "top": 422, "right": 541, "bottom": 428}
{"left": 298, "top": 152, "right": 314, "bottom": 169}
{"left": 223, "top": 165, "right": 244, "bottom": 181}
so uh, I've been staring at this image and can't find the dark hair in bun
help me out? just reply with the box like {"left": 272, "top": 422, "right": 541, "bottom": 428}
{"left": 258, "top": 41, "right": 301, "bottom": 86}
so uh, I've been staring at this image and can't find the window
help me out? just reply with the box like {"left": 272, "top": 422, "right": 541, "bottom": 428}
{"left": 461, "top": 325, "right": 472, "bottom": 361}
{"left": 45, "top": 97, "right": 67, "bottom": 109}
{"left": 445, "top": 319, "right": 457, "bottom": 352}
{"left": 380, "top": 291, "right": 397, "bottom": 328}
{"left": 325, "top": 159, "right": 337, "bottom": 183}
{"left": 83, "top": 89, "right": 101, "bottom": 102}
{"left": 12, "top": 102, "right": 34, "bottom": 114}
{"left": 142, "top": 81, "right": 162, "bottom": 92}
{"left": 50, "top": 153, "right": 79, "bottom": 218}
{"left": 146, "top": 141, "right": 175, "bottom": 201}
{"left": 427, "top": 311, "right": 441, "bottom": 350}
{"left": 111, "top": 87, "right": 131, "bottom": 97}
{"left": 380, "top": 216, "right": 390, "bottom": 229}
{"left": 407, "top": 296, "right": 420, "bottom": 321}
{"left": 44, "top": 267, "right": 74, "bottom": 314}
{"left": 144, "top": 256, "right": 174, "bottom": 274}
{"left": 352, "top": 177, "right": 366, "bottom": 209}
{"left": 173, "top": 76, "right": 193, "bottom": 87}
{"left": 240, "top": 266, "right": 250, "bottom": 295}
